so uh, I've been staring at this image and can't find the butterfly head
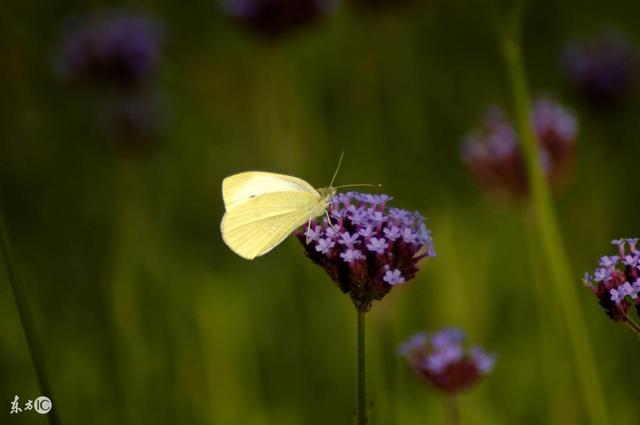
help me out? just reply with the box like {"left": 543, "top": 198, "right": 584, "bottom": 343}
{"left": 318, "top": 186, "right": 337, "bottom": 204}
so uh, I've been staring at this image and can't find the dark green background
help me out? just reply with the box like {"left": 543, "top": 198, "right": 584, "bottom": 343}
{"left": 1, "top": 1, "right": 638, "bottom": 423}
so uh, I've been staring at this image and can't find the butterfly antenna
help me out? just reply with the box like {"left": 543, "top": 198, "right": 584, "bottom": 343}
{"left": 333, "top": 183, "right": 382, "bottom": 189}
{"left": 329, "top": 151, "right": 345, "bottom": 188}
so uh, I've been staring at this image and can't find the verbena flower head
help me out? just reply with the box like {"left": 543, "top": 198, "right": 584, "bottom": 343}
{"left": 398, "top": 328, "right": 495, "bottom": 394}
{"left": 562, "top": 31, "right": 637, "bottom": 105}
{"left": 222, "top": 0, "right": 336, "bottom": 38}
{"left": 56, "top": 10, "right": 163, "bottom": 90}
{"left": 461, "top": 96, "right": 577, "bottom": 199}
{"left": 296, "top": 192, "right": 435, "bottom": 311}
{"left": 583, "top": 238, "right": 640, "bottom": 322}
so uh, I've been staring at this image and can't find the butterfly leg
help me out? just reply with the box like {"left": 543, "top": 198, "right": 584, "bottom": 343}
{"left": 305, "top": 216, "right": 313, "bottom": 245}
{"left": 326, "top": 210, "right": 337, "bottom": 232}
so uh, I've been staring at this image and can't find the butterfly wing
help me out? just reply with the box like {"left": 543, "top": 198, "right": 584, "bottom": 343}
{"left": 222, "top": 172, "right": 319, "bottom": 210}
{"left": 221, "top": 191, "right": 323, "bottom": 259}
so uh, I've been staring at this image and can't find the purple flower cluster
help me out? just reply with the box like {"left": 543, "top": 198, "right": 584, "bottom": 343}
{"left": 297, "top": 192, "right": 435, "bottom": 311}
{"left": 398, "top": 328, "right": 495, "bottom": 394}
{"left": 56, "top": 11, "right": 163, "bottom": 89}
{"left": 562, "top": 31, "right": 637, "bottom": 105}
{"left": 461, "top": 97, "right": 577, "bottom": 199}
{"left": 583, "top": 239, "right": 640, "bottom": 322}
{"left": 222, "top": 0, "right": 336, "bottom": 38}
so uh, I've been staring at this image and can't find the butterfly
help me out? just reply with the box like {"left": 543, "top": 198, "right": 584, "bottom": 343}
{"left": 220, "top": 154, "right": 377, "bottom": 259}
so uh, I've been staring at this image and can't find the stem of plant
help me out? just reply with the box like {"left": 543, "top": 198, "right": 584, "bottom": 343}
{"left": 357, "top": 309, "right": 367, "bottom": 425}
{"left": 623, "top": 316, "right": 640, "bottom": 337}
{"left": 524, "top": 208, "right": 569, "bottom": 422}
{"left": 445, "top": 395, "right": 459, "bottom": 425}
{"left": 0, "top": 210, "right": 61, "bottom": 425}
{"left": 502, "top": 13, "right": 610, "bottom": 425}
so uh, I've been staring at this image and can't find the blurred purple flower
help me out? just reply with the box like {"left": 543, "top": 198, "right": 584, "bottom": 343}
{"left": 461, "top": 96, "right": 577, "bottom": 199}
{"left": 562, "top": 31, "right": 637, "bottom": 105}
{"left": 56, "top": 11, "right": 163, "bottom": 89}
{"left": 583, "top": 239, "right": 640, "bottom": 323}
{"left": 296, "top": 192, "right": 435, "bottom": 311}
{"left": 398, "top": 328, "right": 495, "bottom": 394}
{"left": 222, "top": 0, "right": 336, "bottom": 38}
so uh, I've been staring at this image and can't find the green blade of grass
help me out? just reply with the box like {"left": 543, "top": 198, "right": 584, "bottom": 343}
{"left": 502, "top": 22, "right": 610, "bottom": 425}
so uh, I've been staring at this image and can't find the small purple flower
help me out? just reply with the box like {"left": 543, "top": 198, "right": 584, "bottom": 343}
{"left": 401, "top": 228, "right": 418, "bottom": 244}
{"left": 315, "top": 238, "right": 335, "bottom": 255}
{"left": 358, "top": 225, "right": 375, "bottom": 238}
{"left": 349, "top": 209, "right": 369, "bottom": 226}
{"left": 340, "top": 249, "right": 365, "bottom": 264}
{"left": 374, "top": 194, "right": 392, "bottom": 204}
{"left": 593, "top": 268, "right": 608, "bottom": 282}
{"left": 305, "top": 225, "right": 322, "bottom": 242}
{"left": 599, "top": 255, "right": 619, "bottom": 267}
{"left": 462, "top": 97, "right": 577, "bottom": 199}
{"left": 418, "top": 223, "right": 433, "bottom": 246}
{"left": 370, "top": 211, "right": 387, "bottom": 224}
{"left": 625, "top": 280, "right": 640, "bottom": 299}
{"left": 325, "top": 226, "right": 340, "bottom": 239}
{"left": 222, "top": 0, "right": 336, "bottom": 39}
{"left": 338, "top": 232, "right": 360, "bottom": 246}
{"left": 562, "top": 31, "right": 637, "bottom": 105}
{"left": 399, "top": 328, "right": 495, "bottom": 395}
{"left": 366, "top": 237, "right": 389, "bottom": 254}
{"left": 383, "top": 268, "right": 405, "bottom": 286}
{"left": 297, "top": 192, "right": 435, "bottom": 311}
{"left": 389, "top": 208, "right": 409, "bottom": 221}
{"left": 584, "top": 238, "right": 640, "bottom": 323}
{"left": 383, "top": 226, "right": 402, "bottom": 241}
{"left": 610, "top": 287, "right": 626, "bottom": 304}
{"left": 331, "top": 208, "right": 347, "bottom": 220}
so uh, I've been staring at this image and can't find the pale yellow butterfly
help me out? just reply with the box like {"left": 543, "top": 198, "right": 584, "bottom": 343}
{"left": 220, "top": 154, "right": 378, "bottom": 259}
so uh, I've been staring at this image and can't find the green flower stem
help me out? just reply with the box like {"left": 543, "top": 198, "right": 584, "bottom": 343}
{"left": 623, "top": 316, "right": 640, "bottom": 337}
{"left": 445, "top": 395, "right": 459, "bottom": 425}
{"left": 524, "top": 209, "right": 570, "bottom": 422}
{"left": 0, "top": 210, "right": 61, "bottom": 425}
{"left": 502, "top": 29, "right": 610, "bottom": 425}
{"left": 357, "top": 309, "right": 367, "bottom": 425}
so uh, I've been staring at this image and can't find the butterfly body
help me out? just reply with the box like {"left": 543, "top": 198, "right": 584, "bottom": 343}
{"left": 221, "top": 171, "right": 336, "bottom": 260}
